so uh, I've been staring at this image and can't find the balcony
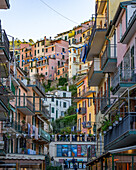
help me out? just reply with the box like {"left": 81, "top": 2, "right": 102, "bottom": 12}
{"left": 51, "top": 134, "right": 96, "bottom": 143}
{"left": 120, "top": 10, "right": 136, "bottom": 44}
{"left": 36, "top": 62, "right": 49, "bottom": 68}
{"left": 38, "top": 128, "right": 50, "bottom": 142}
{"left": 104, "top": 113, "right": 136, "bottom": 150}
{"left": 40, "top": 106, "right": 50, "bottom": 120}
{"left": 0, "top": 82, "right": 9, "bottom": 120}
{"left": 78, "top": 107, "right": 87, "bottom": 115}
{"left": 111, "top": 68, "right": 136, "bottom": 95}
{"left": 0, "top": 30, "right": 10, "bottom": 61}
{"left": 0, "top": 0, "right": 10, "bottom": 9}
{"left": 88, "top": 58, "right": 104, "bottom": 86}
{"left": 100, "top": 92, "right": 110, "bottom": 114}
{"left": 87, "top": 16, "right": 108, "bottom": 61}
{"left": 101, "top": 44, "right": 117, "bottom": 72}
{"left": 17, "top": 98, "right": 34, "bottom": 116}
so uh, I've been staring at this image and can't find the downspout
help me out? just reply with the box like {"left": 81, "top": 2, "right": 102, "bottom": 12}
{"left": 120, "top": 4, "right": 127, "bottom": 30}
{"left": 105, "top": 36, "right": 111, "bottom": 106}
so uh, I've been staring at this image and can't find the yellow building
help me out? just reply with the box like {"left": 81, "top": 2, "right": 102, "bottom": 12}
{"left": 74, "top": 75, "right": 96, "bottom": 135}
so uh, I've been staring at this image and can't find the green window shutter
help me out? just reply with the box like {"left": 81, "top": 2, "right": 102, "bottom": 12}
{"left": 19, "top": 89, "right": 21, "bottom": 106}
{"left": 11, "top": 81, "right": 15, "bottom": 95}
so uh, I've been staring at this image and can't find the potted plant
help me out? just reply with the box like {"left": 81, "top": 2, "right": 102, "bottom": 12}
{"left": 115, "top": 115, "right": 119, "bottom": 125}
{"left": 21, "top": 120, "right": 26, "bottom": 133}
{"left": 108, "top": 122, "right": 112, "bottom": 130}
{"left": 22, "top": 119, "right": 26, "bottom": 125}
{"left": 22, "top": 147, "right": 25, "bottom": 154}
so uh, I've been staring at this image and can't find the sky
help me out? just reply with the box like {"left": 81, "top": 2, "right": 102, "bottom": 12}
{"left": 0, "top": 0, "right": 95, "bottom": 42}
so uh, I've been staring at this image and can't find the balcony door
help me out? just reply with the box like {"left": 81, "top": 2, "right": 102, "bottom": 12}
{"left": 123, "top": 49, "right": 131, "bottom": 80}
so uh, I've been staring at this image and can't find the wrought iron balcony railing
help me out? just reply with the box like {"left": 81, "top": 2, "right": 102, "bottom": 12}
{"left": 0, "top": 29, "right": 9, "bottom": 60}
{"left": 101, "top": 44, "right": 117, "bottom": 70}
{"left": 104, "top": 113, "right": 136, "bottom": 149}
{"left": 111, "top": 68, "right": 136, "bottom": 92}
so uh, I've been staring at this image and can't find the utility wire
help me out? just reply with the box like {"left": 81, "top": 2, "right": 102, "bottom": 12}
{"left": 39, "top": 0, "right": 78, "bottom": 25}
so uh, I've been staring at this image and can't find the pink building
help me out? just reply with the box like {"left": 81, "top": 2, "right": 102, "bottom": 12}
{"left": 41, "top": 37, "right": 69, "bottom": 80}
{"left": 111, "top": 1, "right": 136, "bottom": 95}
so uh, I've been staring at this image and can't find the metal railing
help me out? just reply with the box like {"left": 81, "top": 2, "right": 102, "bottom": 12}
{"left": 41, "top": 106, "right": 50, "bottom": 119}
{"left": 36, "top": 80, "right": 45, "bottom": 95}
{"left": 51, "top": 134, "right": 96, "bottom": 142}
{"left": 100, "top": 92, "right": 109, "bottom": 113}
{"left": 77, "top": 87, "right": 91, "bottom": 97}
{"left": 78, "top": 107, "right": 87, "bottom": 115}
{"left": 111, "top": 68, "right": 136, "bottom": 91}
{"left": 39, "top": 128, "right": 50, "bottom": 141}
{"left": 17, "top": 97, "right": 34, "bottom": 112}
{"left": 104, "top": 113, "right": 136, "bottom": 147}
{"left": 0, "top": 29, "right": 9, "bottom": 59}
{"left": 101, "top": 44, "right": 117, "bottom": 69}
{"left": 87, "top": 16, "right": 108, "bottom": 52}
{"left": 0, "top": 82, "right": 9, "bottom": 107}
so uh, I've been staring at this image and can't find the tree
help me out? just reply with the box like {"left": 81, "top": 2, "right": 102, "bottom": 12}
{"left": 29, "top": 39, "right": 34, "bottom": 44}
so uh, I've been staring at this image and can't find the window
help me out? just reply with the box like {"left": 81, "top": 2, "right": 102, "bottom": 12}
{"left": 69, "top": 40, "right": 71, "bottom": 45}
{"left": 52, "top": 66, "right": 54, "bottom": 70}
{"left": 34, "top": 50, "right": 36, "bottom": 56}
{"left": 22, "top": 61, "right": 23, "bottom": 67}
{"left": 35, "top": 44, "right": 36, "bottom": 48}
{"left": 41, "top": 68, "right": 43, "bottom": 71}
{"left": 45, "top": 72, "right": 47, "bottom": 75}
{"left": 56, "top": 100, "right": 58, "bottom": 106}
{"left": 42, "top": 48, "right": 44, "bottom": 52}
{"left": 52, "top": 107, "right": 54, "bottom": 113}
{"left": 62, "top": 48, "right": 65, "bottom": 52}
{"left": 38, "top": 50, "right": 39, "bottom": 54}
{"left": 72, "top": 38, "right": 74, "bottom": 44}
{"left": 22, "top": 54, "right": 23, "bottom": 59}
{"left": 63, "top": 102, "right": 67, "bottom": 108}
{"left": 89, "top": 113, "right": 91, "bottom": 122}
{"left": 52, "top": 47, "right": 54, "bottom": 51}
{"left": 62, "top": 55, "right": 65, "bottom": 59}
{"left": 75, "top": 31, "right": 77, "bottom": 35}
{"left": 58, "top": 61, "right": 60, "bottom": 66}
{"left": 51, "top": 97, "right": 54, "bottom": 102}
{"left": 58, "top": 70, "right": 60, "bottom": 75}
{"left": 38, "top": 42, "right": 39, "bottom": 47}
{"left": 61, "top": 111, "right": 64, "bottom": 117}
{"left": 78, "top": 118, "right": 81, "bottom": 131}
{"left": 52, "top": 118, "right": 54, "bottom": 122}
{"left": 79, "top": 88, "right": 81, "bottom": 96}
{"left": 63, "top": 92, "right": 66, "bottom": 97}
{"left": 83, "top": 34, "right": 85, "bottom": 37}
{"left": 60, "top": 101, "right": 61, "bottom": 107}
{"left": 46, "top": 49, "right": 48, "bottom": 53}
{"left": 31, "top": 69, "right": 33, "bottom": 72}
{"left": 88, "top": 98, "right": 92, "bottom": 107}
{"left": 120, "top": 21, "right": 122, "bottom": 39}
{"left": 70, "top": 65, "right": 71, "bottom": 69}
{"left": 65, "top": 36, "right": 67, "bottom": 41}
{"left": 56, "top": 110, "right": 58, "bottom": 119}
{"left": 80, "top": 37, "right": 82, "bottom": 42}
{"left": 63, "top": 68, "right": 64, "bottom": 72}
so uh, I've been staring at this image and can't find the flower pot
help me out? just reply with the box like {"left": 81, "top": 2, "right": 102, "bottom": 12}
{"left": 103, "top": 131, "right": 106, "bottom": 134}
{"left": 115, "top": 121, "right": 118, "bottom": 125}
{"left": 113, "top": 123, "right": 116, "bottom": 127}
{"left": 119, "top": 117, "right": 122, "bottom": 121}
{"left": 109, "top": 126, "right": 112, "bottom": 130}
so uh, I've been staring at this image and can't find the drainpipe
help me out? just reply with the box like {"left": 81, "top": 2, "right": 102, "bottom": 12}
{"left": 105, "top": 36, "right": 111, "bottom": 106}
{"left": 120, "top": 4, "right": 127, "bottom": 30}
